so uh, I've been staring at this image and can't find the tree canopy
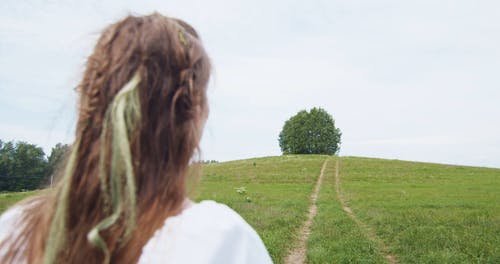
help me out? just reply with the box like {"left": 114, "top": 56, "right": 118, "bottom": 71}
{"left": 0, "top": 140, "right": 70, "bottom": 191}
{"left": 279, "top": 107, "right": 341, "bottom": 155}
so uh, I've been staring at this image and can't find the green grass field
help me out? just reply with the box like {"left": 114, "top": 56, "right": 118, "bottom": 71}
{"left": 1, "top": 156, "right": 499, "bottom": 263}
{"left": 0, "top": 191, "right": 36, "bottom": 213}
{"left": 194, "top": 155, "right": 326, "bottom": 263}
{"left": 306, "top": 158, "right": 387, "bottom": 263}
{"left": 337, "top": 157, "right": 500, "bottom": 263}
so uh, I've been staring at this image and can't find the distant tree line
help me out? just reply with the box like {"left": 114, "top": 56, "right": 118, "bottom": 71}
{"left": 0, "top": 139, "right": 69, "bottom": 192}
{"left": 200, "top": 160, "right": 219, "bottom": 164}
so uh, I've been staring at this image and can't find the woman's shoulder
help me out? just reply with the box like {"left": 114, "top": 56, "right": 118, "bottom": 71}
{"left": 0, "top": 205, "right": 24, "bottom": 223}
{"left": 0, "top": 198, "right": 44, "bottom": 246}
{"left": 0, "top": 205, "right": 25, "bottom": 241}
{"left": 0, "top": 204, "right": 29, "bottom": 262}
{"left": 162, "top": 200, "right": 260, "bottom": 239}
{"left": 183, "top": 200, "right": 252, "bottom": 229}
{"left": 139, "top": 200, "right": 273, "bottom": 264}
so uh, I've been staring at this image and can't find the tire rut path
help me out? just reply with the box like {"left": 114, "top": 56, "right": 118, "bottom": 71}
{"left": 284, "top": 159, "right": 328, "bottom": 264}
{"left": 334, "top": 159, "right": 397, "bottom": 264}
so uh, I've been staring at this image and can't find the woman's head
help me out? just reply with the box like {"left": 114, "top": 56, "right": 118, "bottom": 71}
{"left": 75, "top": 12, "right": 211, "bottom": 200}
{"left": 1, "top": 13, "right": 211, "bottom": 264}
{"left": 78, "top": 13, "right": 210, "bottom": 170}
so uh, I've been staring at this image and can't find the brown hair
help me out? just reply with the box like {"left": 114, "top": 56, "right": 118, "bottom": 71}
{"left": 1, "top": 13, "right": 211, "bottom": 263}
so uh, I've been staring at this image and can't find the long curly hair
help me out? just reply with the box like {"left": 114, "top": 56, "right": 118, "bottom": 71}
{"left": 0, "top": 13, "right": 211, "bottom": 263}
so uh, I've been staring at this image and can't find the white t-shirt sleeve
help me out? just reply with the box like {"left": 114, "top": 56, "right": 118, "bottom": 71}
{"left": 0, "top": 205, "right": 26, "bottom": 263}
{"left": 139, "top": 201, "right": 273, "bottom": 264}
{"left": 0, "top": 206, "right": 24, "bottom": 243}
{"left": 207, "top": 204, "right": 273, "bottom": 264}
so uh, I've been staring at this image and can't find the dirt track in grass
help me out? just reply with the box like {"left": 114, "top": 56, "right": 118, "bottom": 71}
{"left": 285, "top": 159, "right": 328, "bottom": 264}
{"left": 334, "top": 159, "right": 397, "bottom": 264}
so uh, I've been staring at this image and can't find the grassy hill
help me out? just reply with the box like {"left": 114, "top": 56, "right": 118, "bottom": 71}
{"left": 308, "top": 157, "right": 500, "bottom": 263}
{"left": 1, "top": 156, "right": 499, "bottom": 263}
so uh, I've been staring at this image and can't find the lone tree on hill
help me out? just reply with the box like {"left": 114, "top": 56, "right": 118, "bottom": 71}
{"left": 279, "top": 107, "right": 341, "bottom": 155}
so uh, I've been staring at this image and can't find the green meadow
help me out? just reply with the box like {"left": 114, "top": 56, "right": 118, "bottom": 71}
{"left": 194, "top": 155, "right": 326, "bottom": 262}
{"left": 1, "top": 156, "right": 499, "bottom": 263}
{"left": 335, "top": 157, "right": 500, "bottom": 263}
{"left": 0, "top": 191, "right": 36, "bottom": 213}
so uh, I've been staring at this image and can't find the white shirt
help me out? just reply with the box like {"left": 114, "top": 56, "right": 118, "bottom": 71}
{"left": 139, "top": 200, "right": 272, "bottom": 263}
{"left": 0, "top": 200, "right": 273, "bottom": 264}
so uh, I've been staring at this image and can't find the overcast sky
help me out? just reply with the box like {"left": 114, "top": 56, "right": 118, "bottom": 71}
{"left": 1, "top": 0, "right": 499, "bottom": 168}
